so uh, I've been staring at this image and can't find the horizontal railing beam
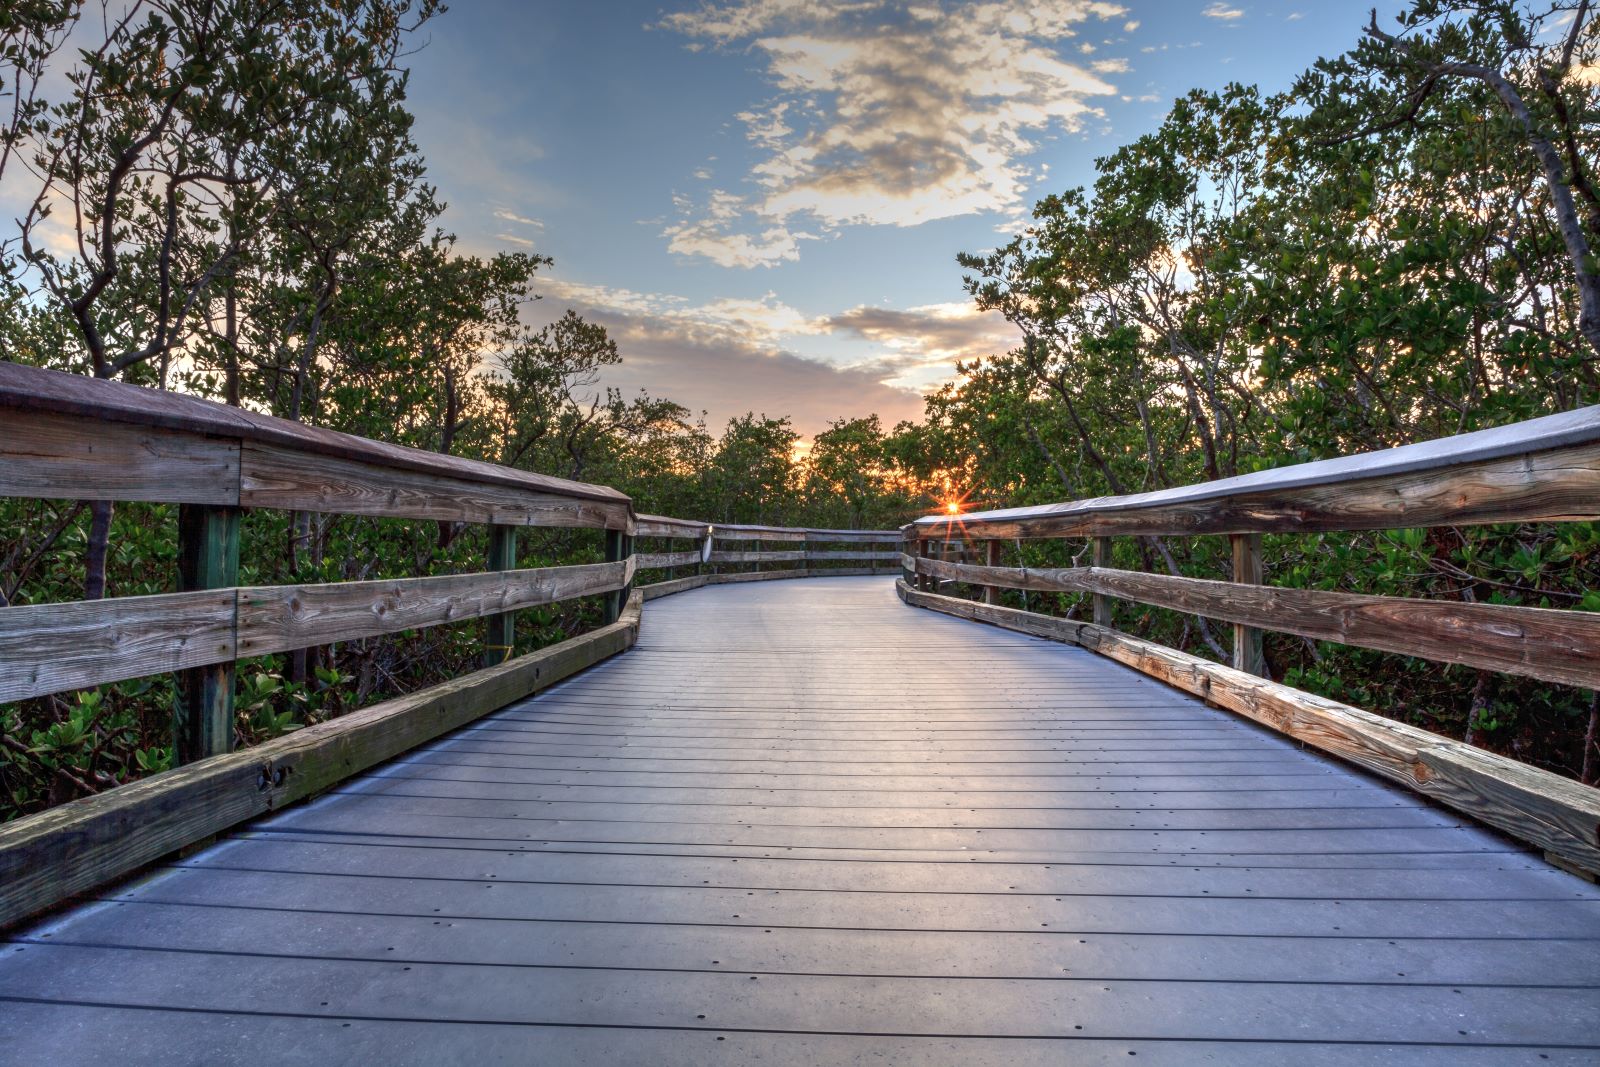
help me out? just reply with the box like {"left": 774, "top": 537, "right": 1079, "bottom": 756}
{"left": 0, "top": 560, "right": 633, "bottom": 704}
{"left": 711, "top": 549, "right": 806, "bottom": 564}
{"left": 635, "top": 549, "right": 702, "bottom": 570}
{"left": 908, "top": 554, "right": 1600, "bottom": 690}
{"left": 1, "top": 363, "right": 631, "bottom": 528}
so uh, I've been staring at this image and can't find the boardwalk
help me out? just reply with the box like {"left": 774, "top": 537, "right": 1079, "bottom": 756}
{"left": 3, "top": 576, "right": 1599, "bottom": 1065}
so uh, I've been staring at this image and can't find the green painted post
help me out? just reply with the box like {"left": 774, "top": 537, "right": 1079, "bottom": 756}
{"left": 603, "top": 528, "right": 632, "bottom": 624}
{"left": 485, "top": 525, "right": 518, "bottom": 667}
{"left": 174, "top": 504, "right": 240, "bottom": 764}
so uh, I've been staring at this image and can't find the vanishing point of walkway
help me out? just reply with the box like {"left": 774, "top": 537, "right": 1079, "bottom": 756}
{"left": 3, "top": 576, "right": 1598, "bottom": 1064}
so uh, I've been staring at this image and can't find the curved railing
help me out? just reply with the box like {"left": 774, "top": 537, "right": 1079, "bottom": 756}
{"left": 899, "top": 408, "right": 1600, "bottom": 877}
{"left": 0, "top": 361, "right": 897, "bottom": 927}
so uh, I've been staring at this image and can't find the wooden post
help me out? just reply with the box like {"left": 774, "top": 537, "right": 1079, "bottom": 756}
{"left": 484, "top": 524, "right": 517, "bottom": 667}
{"left": 918, "top": 538, "right": 934, "bottom": 591}
{"left": 603, "top": 528, "right": 631, "bottom": 624}
{"left": 1091, "top": 536, "right": 1113, "bottom": 628}
{"left": 174, "top": 504, "right": 240, "bottom": 764}
{"left": 984, "top": 540, "right": 1001, "bottom": 604}
{"left": 1231, "top": 532, "right": 1266, "bottom": 676}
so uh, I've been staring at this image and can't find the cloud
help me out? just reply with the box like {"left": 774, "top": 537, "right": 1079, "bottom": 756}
{"left": 531, "top": 276, "right": 925, "bottom": 434}
{"left": 825, "top": 301, "right": 1022, "bottom": 386}
{"left": 493, "top": 210, "right": 544, "bottom": 228}
{"left": 657, "top": 0, "right": 1125, "bottom": 267}
{"left": 660, "top": 189, "right": 816, "bottom": 268}
{"left": 1202, "top": 3, "right": 1244, "bottom": 19}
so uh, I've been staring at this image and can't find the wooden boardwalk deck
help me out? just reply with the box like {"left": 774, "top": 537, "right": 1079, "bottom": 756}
{"left": 3, "top": 575, "right": 1599, "bottom": 1065}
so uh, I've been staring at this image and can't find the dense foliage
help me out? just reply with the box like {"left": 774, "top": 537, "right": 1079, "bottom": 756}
{"left": 1, "top": 0, "right": 1597, "bottom": 820}
{"left": 931, "top": 0, "right": 1600, "bottom": 782}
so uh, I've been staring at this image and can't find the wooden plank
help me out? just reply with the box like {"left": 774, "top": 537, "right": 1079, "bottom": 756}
{"left": 0, "top": 362, "right": 630, "bottom": 510}
{"left": 173, "top": 505, "right": 241, "bottom": 764}
{"left": 920, "top": 439, "right": 1600, "bottom": 539}
{"left": 0, "top": 603, "right": 642, "bottom": 930}
{"left": 236, "top": 560, "right": 632, "bottom": 658}
{"left": 912, "top": 555, "right": 1600, "bottom": 689}
{"left": 915, "top": 406, "right": 1600, "bottom": 543}
{"left": 804, "top": 550, "right": 899, "bottom": 561}
{"left": 897, "top": 579, "right": 1600, "bottom": 876}
{"left": 712, "top": 525, "right": 807, "bottom": 542}
{"left": 708, "top": 567, "right": 812, "bottom": 583}
{"left": 240, "top": 442, "right": 629, "bottom": 529}
{"left": 804, "top": 530, "right": 902, "bottom": 543}
{"left": 633, "top": 515, "right": 710, "bottom": 539}
{"left": 635, "top": 549, "right": 701, "bottom": 570}
{"left": 638, "top": 574, "right": 711, "bottom": 601}
{"left": 711, "top": 549, "right": 807, "bottom": 564}
{"left": 0, "top": 408, "right": 240, "bottom": 505}
{"left": 0, "top": 590, "right": 237, "bottom": 703}
{"left": 1231, "top": 533, "right": 1265, "bottom": 676}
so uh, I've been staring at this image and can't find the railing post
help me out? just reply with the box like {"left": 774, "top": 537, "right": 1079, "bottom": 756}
{"left": 174, "top": 504, "right": 240, "bottom": 764}
{"left": 1091, "top": 536, "right": 1113, "bottom": 628}
{"left": 918, "top": 537, "right": 934, "bottom": 591}
{"left": 984, "top": 540, "right": 1001, "bottom": 604}
{"left": 484, "top": 524, "right": 517, "bottom": 667}
{"left": 603, "top": 527, "right": 631, "bottom": 624}
{"left": 1231, "top": 533, "right": 1266, "bottom": 676}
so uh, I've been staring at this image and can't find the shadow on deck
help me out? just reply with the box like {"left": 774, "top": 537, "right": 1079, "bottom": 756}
{"left": 2, "top": 576, "right": 1598, "bottom": 1065}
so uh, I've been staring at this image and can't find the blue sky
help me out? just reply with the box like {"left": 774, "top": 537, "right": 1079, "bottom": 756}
{"left": 404, "top": 1, "right": 1400, "bottom": 437}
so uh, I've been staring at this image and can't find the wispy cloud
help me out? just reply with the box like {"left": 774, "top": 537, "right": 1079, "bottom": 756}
{"left": 826, "top": 301, "right": 1022, "bottom": 386}
{"left": 493, "top": 210, "right": 544, "bottom": 228}
{"left": 1202, "top": 3, "right": 1244, "bottom": 20}
{"left": 532, "top": 276, "right": 926, "bottom": 433}
{"left": 657, "top": 0, "right": 1125, "bottom": 267}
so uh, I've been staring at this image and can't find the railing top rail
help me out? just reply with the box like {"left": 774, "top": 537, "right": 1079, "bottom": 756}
{"left": 713, "top": 522, "right": 900, "bottom": 538}
{"left": 1, "top": 361, "right": 629, "bottom": 506}
{"left": 634, "top": 514, "right": 712, "bottom": 538}
{"left": 912, "top": 404, "right": 1600, "bottom": 537}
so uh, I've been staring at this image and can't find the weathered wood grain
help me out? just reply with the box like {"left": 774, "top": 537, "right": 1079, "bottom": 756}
{"left": 0, "top": 363, "right": 630, "bottom": 510}
{"left": 0, "top": 604, "right": 642, "bottom": 931}
{"left": 240, "top": 443, "right": 629, "bottom": 529}
{"left": 633, "top": 515, "right": 711, "bottom": 539}
{"left": 236, "top": 560, "right": 632, "bottom": 658}
{"left": 710, "top": 549, "right": 807, "bottom": 564}
{"left": 911, "top": 556, "right": 1600, "bottom": 689}
{"left": 919, "top": 440, "right": 1600, "bottom": 539}
{"left": 709, "top": 567, "right": 812, "bottom": 583}
{"left": 804, "top": 550, "right": 899, "bottom": 561}
{"left": 897, "top": 579, "right": 1600, "bottom": 876}
{"left": 1, "top": 409, "right": 240, "bottom": 505}
{"left": 1091, "top": 536, "right": 1113, "bottom": 627}
{"left": 0, "top": 590, "right": 238, "bottom": 704}
{"left": 638, "top": 574, "right": 711, "bottom": 600}
{"left": 1231, "top": 533, "right": 1265, "bottom": 676}
{"left": 712, "top": 525, "right": 807, "bottom": 542}
{"left": 635, "top": 549, "right": 701, "bottom": 570}
{"left": 804, "top": 530, "right": 901, "bottom": 543}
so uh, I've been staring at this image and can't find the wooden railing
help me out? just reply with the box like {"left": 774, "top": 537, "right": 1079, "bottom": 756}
{"left": 899, "top": 406, "right": 1600, "bottom": 877}
{"left": 0, "top": 361, "right": 897, "bottom": 927}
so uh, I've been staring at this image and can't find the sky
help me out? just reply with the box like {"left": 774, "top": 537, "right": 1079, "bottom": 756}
{"left": 403, "top": 0, "right": 1402, "bottom": 438}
